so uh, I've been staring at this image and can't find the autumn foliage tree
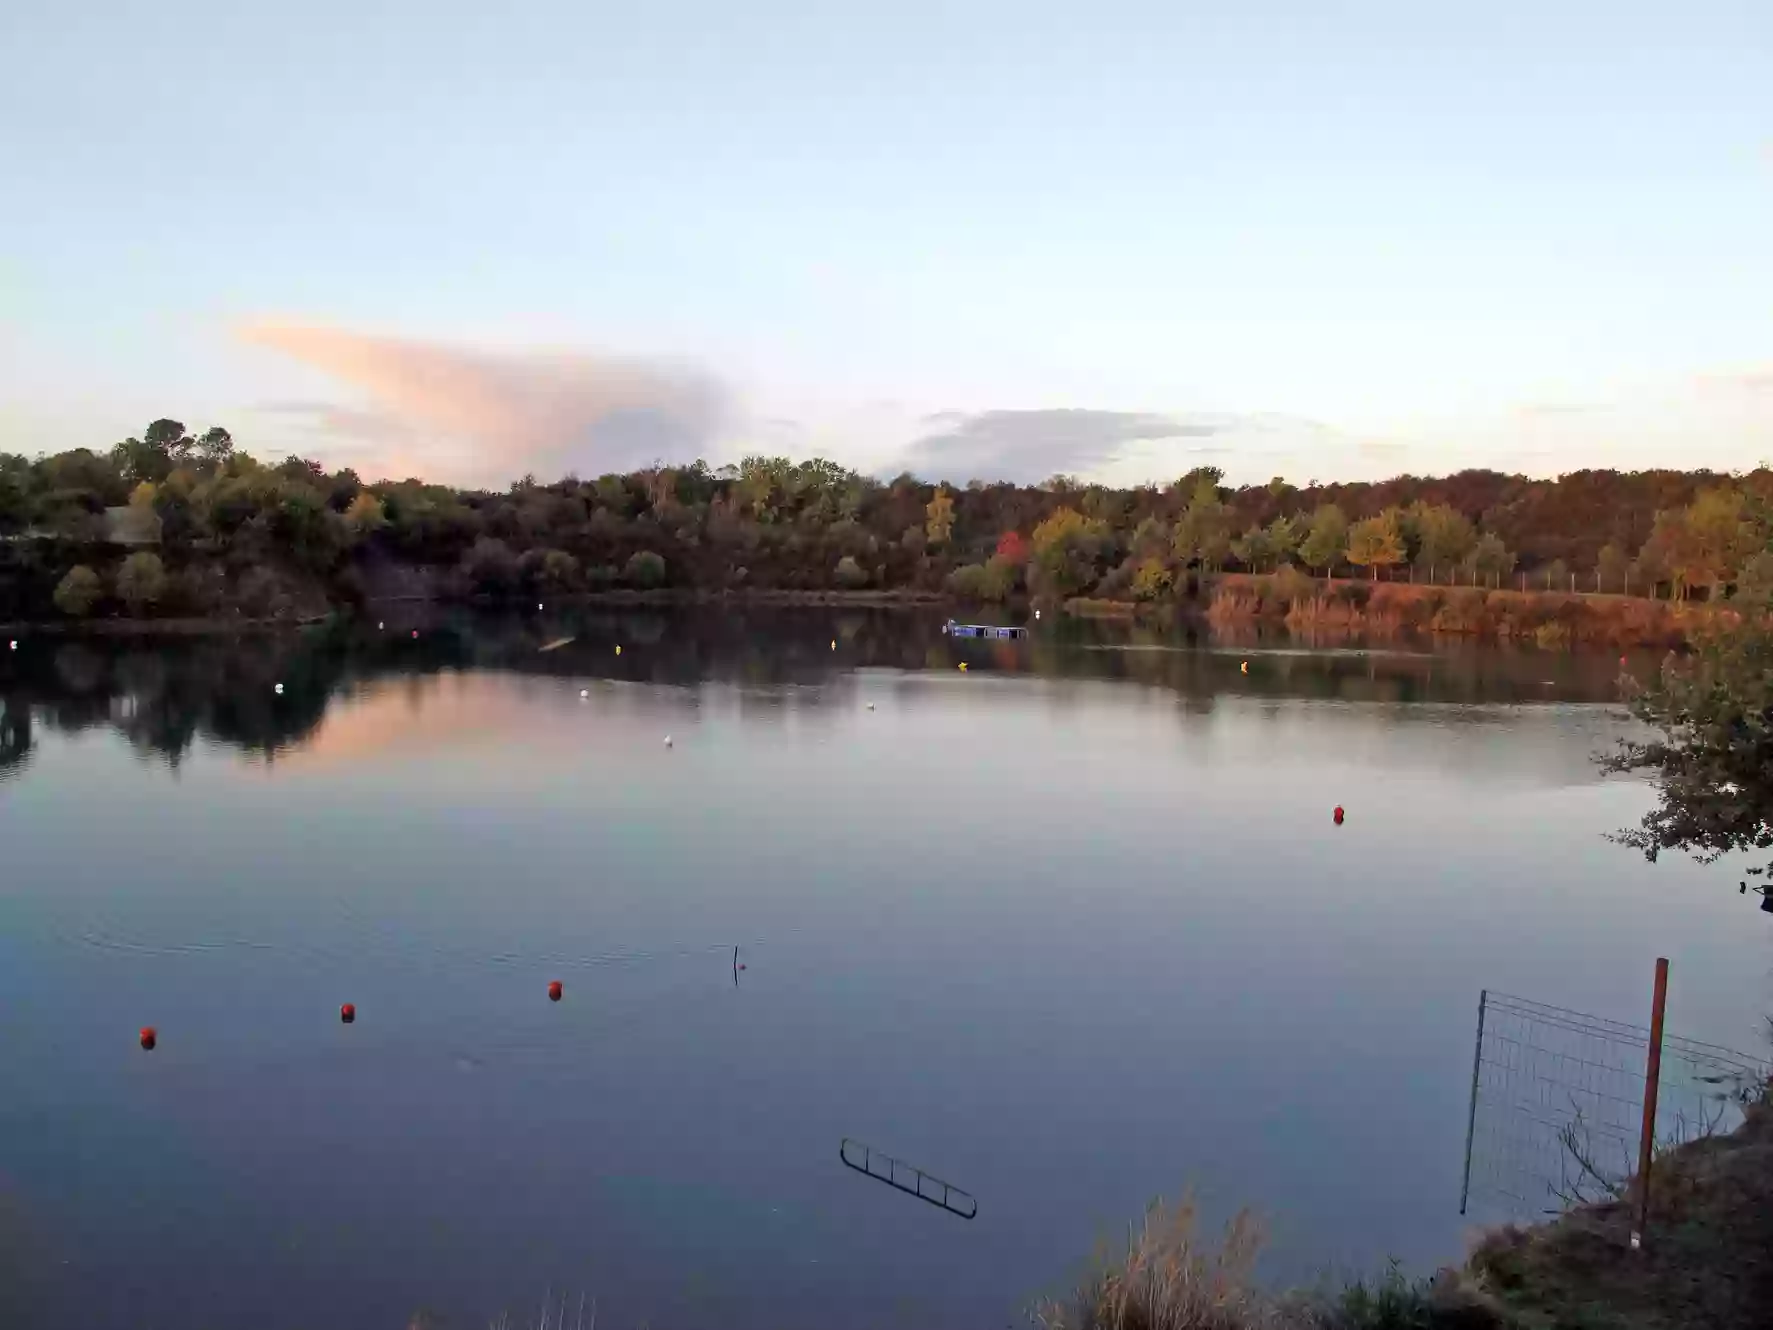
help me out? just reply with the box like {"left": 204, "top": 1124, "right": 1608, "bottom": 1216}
{"left": 1030, "top": 507, "right": 1108, "bottom": 598}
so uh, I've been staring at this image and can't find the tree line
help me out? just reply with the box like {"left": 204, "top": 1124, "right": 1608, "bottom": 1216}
{"left": 2, "top": 417, "right": 1770, "bottom": 620}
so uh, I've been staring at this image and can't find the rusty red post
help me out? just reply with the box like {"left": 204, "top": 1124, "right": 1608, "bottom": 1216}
{"left": 1633, "top": 957, "right": 1669, "bottom": 1245}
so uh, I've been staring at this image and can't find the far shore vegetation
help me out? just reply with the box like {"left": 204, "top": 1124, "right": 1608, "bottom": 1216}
{"left": 7, "top": 418, "right": 1773, "bottom": 646}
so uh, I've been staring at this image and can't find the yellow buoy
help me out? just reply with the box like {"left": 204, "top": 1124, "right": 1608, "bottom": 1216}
{"left": 615, "top": 645, "right": 622, "bottom": 656}
{"left": 1241, "top": 661, "right": 1248, "bottom": 674}
{"left": 959, "top": 662, "right": 968, "bottom": 672}
{"left": 831, "top": 640, "right": 836, "bottom": 650}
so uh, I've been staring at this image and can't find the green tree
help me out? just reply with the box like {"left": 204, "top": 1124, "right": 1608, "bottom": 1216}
{"left": 981, "top": 554, "right": 1019, "bottom": 599}
{"left": 144, "top": 418, "right": 194, "bottom": 462}
{"left": 1543, "top": 558, "right": 1571, "bottom": 592}
{"left": 540, "top": 549, "right": 580, "bottom": 592}
{"left": 833, "top": 555, "right": 869, "bottom": 589}
{"left": 54, "top": 566, "right": 103, "bottom": 617}
{"left": 1265, "top": 514, "right": 1300, "bottom": 565}
{"left": 1174, "top": 466, "right": 1224, "bottom": 502}
{"left": 1467, "top": 533, "right": 1515, "bottom": 587}
{"left": 945, "top": 563, "right": 989, "bottom": 598}
{"left": 1129, "top": 516, "right": 1170, "bottom": 556}
{"left": 1597, "top": 542, "right": 1630, "bottom": 593}
{"left": 463, "top": 537, "right": 519, "bottom": 595}
{"left": 1603, "top": 620, "right": 1773, "bottom": 882}
{"left": 1634, "top": 541, "right": 1672, "bottom": 599}
{"left": 1732, "top": 551, "right": 1773, "bottom": 608}
{"left": 1297, "top": 505, "right": 1348, "bottom": 575}
{"left": 116, "top": 551, "right": 167, "bottom": 614}
{"left": 1173, "top": 492, "right": 1233, "bottom": 570}
{"left": 1413, "top": 504, "right": 1476, "bottom": 581}
{"left": 1345, "top": 513, "right": 1404, "bottom": 580}
{"left": 625, "top": 549, "right": 667, "bottom": 588}
{"left": 1231, "top": 524, "right": 1275, "bottom": 572}
{"left": 0, "top": 454, "right": 32, "bottom": 535}
{"left": 112, "top": 435, "right": 173, "bottom": 487}
{"left": 194, "top": 426, "right": 234, "bottom": 468}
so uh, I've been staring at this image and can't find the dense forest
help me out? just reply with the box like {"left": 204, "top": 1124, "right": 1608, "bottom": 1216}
{"left": 4, "top": 416, "right": 1773, "bottom": 624}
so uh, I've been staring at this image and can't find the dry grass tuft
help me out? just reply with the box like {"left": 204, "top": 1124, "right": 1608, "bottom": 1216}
{"left": 1034, "top": 1195, "right": 1286, "bottom": 1330}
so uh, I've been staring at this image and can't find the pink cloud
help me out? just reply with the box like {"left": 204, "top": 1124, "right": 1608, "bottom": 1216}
{"left": 239, "top": 321, "right": 731, "bottom": 483}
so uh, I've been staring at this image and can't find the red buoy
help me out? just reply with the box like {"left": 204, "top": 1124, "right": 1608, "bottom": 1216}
{"left": 340, "top": 1003, "right": 356, "bottom": 1024}
{"left": 139, "top": 1026, "right": 157, "bottom": 1051}
{"left": 547, "top": 980, "right": 563, "bottom": 1002}
{"left": 1333, "top": 805, "right": 1345, "bottom": 825}
{"left": 411, "top": 630, "right": 419, "bottom": 639}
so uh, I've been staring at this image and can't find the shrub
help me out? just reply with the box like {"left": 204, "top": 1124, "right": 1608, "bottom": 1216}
{"left": 463, "top": 537, "right": 519, "bottom": 595}
{"left": 1268, "top": 564, "right": 1316, "bottom": 605}
{"left": 236, "top": 566, "right": 293, "bottom": 618}
{"left": 115, "top": 551, "right": 167, "bottom": 614}
{"left": 53, "top": 565, "right": 102, "bottom": 617}
{"left": 540, "top": 549, "right": 580, "bottom": 592}
{"left": 1533, "top": 621, "right": 1572, "bottom": 649}
{"left": 343, "top": 491, "right": 387, "bottom": 533}
{"left": 1034, "top": 1194, "right": 1271, "bottom": 1330}
{"left": 946, "top": 563, "right": 990, "bottom": 598}
{"left": 833, "top": 555, "right": 869, "bottom": 589}
{"left": 1131, "top": 558, "right": 1174, "bottom": 601}
{"left": 625, "top": 549, "right": 666, "bottom": 588}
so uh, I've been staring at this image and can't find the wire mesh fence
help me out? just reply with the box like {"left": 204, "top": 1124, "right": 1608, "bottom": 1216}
{"left": 1459, "top": 988, "right": 1767, "bottom": 1221}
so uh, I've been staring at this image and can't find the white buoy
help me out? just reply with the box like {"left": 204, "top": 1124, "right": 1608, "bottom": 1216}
{"left": 867, "top": 702, "right": 875, "bottom": 711}
{"left": 664, "top": 735, "right": 673, "bottom": 747}
{"left": 830, "top": 640, "right": 836, "bottom": 650}
{"left": 274, "top": 683, "right": 284, "bottom": 695}
{"left": 377, "top": 622, "right": 384, "bottom": 630}
{"left": 580, "top": 689, "right": 589, "bottom": 699}
{"left": 7, "top": 640, "right": 15, "bottom": 650}
{"left": 537, "top": 602, "right": 543, "bottom": 611}
{"left": 1034, "top": 609, "right": 1041, "bottom": 621}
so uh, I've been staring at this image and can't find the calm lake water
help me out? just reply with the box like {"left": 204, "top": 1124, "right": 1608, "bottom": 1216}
{"left": 2, "top": 610, "right": 1769, "bottom": 1330}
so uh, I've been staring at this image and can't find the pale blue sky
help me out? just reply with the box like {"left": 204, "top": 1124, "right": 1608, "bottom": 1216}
{"left": 3, "top": 1, "right": 1769, "bottom": 485}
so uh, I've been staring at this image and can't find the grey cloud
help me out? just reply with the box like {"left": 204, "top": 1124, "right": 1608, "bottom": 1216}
{"left": 894, "top": 408, "right": 1330, "bottom": 485}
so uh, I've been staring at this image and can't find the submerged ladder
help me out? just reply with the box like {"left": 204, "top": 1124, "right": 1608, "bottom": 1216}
{"left": 839, "top": 1138, "right": 978, "bottom": 1219}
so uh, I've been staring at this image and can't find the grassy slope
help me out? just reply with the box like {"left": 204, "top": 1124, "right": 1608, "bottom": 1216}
{"left": 1041, "top": 1095, "right": 1772, "bottom": 1330}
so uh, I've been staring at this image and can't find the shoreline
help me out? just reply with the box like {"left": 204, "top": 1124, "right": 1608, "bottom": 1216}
{"left": 0, "top": 588, "right": 958, "bottom": 637}
{"left": 0, "top": 578, "right": 1728, "bottom": 647}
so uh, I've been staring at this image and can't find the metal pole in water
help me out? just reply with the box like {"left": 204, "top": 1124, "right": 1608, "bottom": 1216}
{"left": 1633, "top": 958, "right": 1670, "bottom": 1246}
{"left": 1459, "top": 989, "right": 1487, "bottom": 1215}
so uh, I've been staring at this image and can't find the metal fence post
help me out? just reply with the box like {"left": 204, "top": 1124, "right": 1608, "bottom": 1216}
{"left": 1460, "top": 989, "right": 1488, "bottom": 1215}
{"left": 1632, "top": 958, "right": 1670, "bottom": 1246}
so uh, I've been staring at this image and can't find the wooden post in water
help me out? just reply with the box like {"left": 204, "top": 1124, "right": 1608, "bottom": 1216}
{"left": 1632, "top": 958, "right": 1670, "bottom": 1247}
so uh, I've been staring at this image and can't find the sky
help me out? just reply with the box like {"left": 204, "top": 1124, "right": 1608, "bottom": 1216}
{"left": 2, "top": 1, "right": 1769, "bottom": 489}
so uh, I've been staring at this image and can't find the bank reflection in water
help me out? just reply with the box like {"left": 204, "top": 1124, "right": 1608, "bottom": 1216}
{"left": 0, "top": 607, "right": 1650, "bottom": 777}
